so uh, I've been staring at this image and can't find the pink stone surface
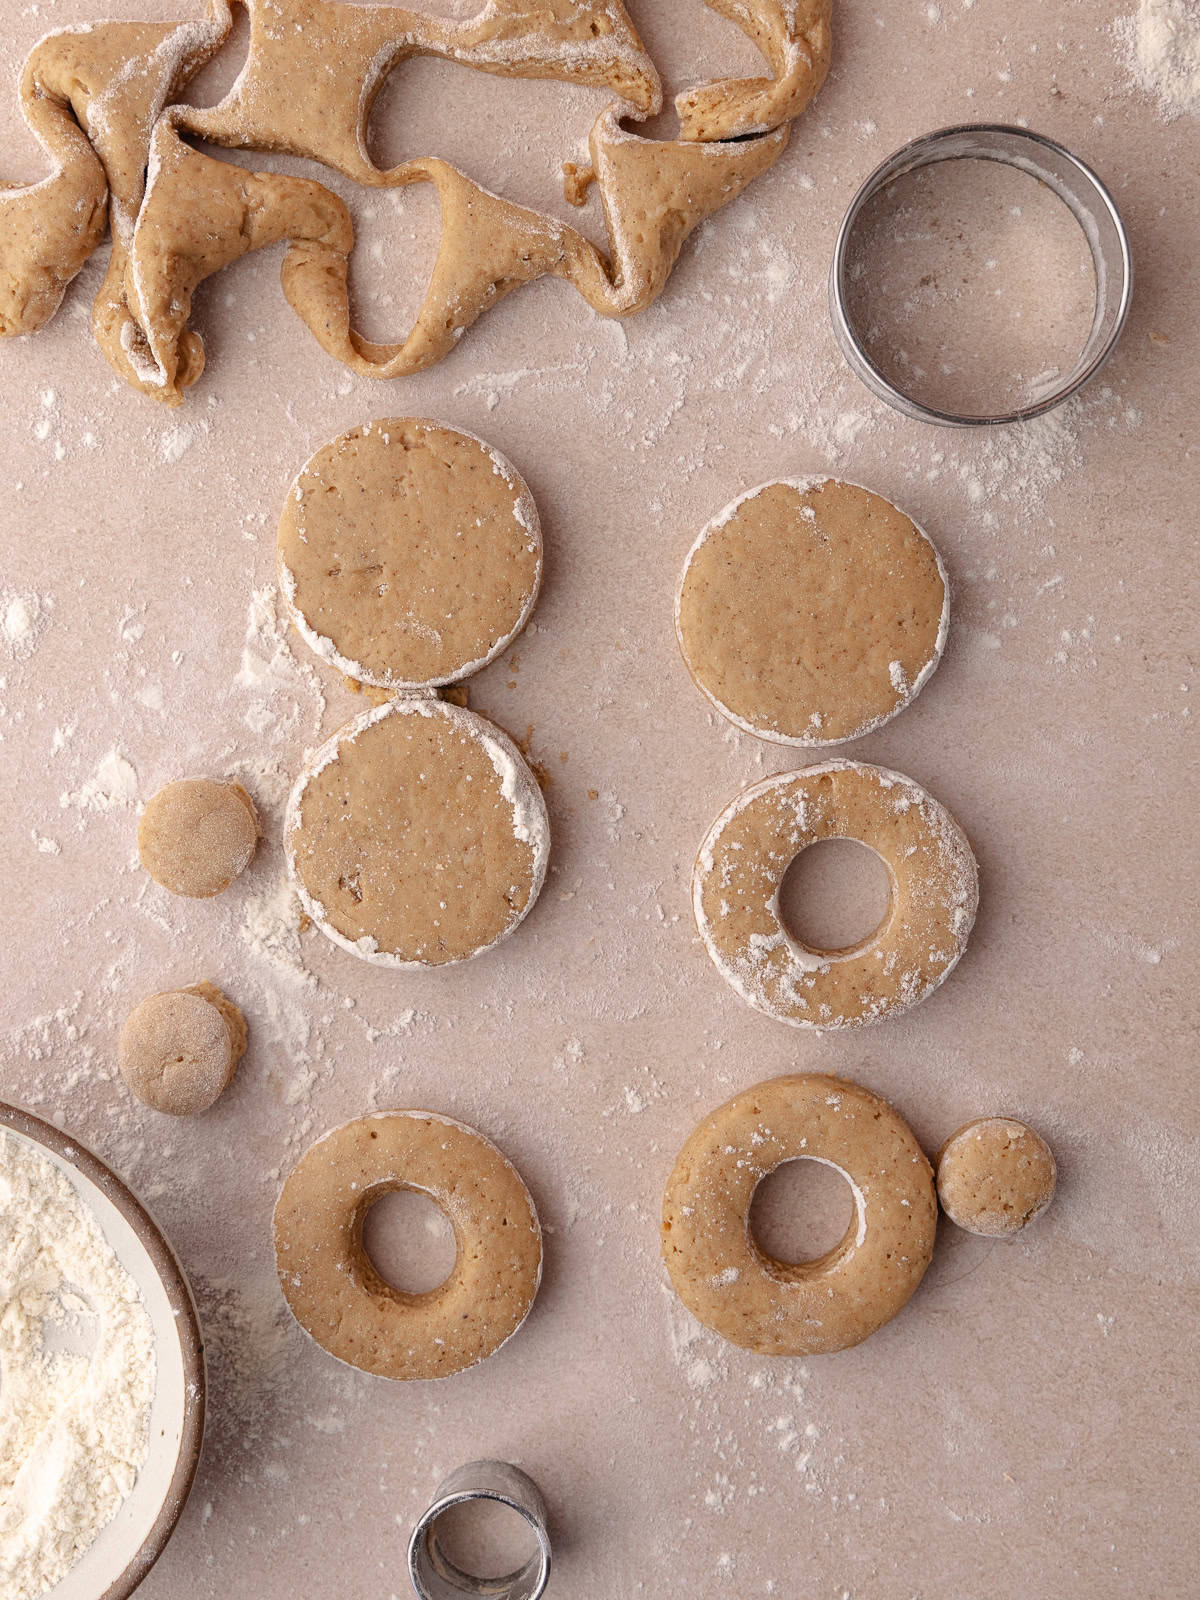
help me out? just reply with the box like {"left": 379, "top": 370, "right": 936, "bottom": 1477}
{"left": 1, "top": 3, "right": 1196, "bottom": 1596}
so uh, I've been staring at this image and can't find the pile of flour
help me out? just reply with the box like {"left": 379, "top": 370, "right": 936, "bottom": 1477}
{"left": 1116, "top": 0, "right": 1200, "bottom": 117}
{"left": 0, "top": 1132, "right": 155, "bottom": 1600}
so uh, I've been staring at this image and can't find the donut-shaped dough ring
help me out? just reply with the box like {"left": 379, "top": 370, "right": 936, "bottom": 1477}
{"left": 274, "top": 1111, "right": 543, "bottom": 1380}
{"left": 693, "top": 761, "right": 978, "bottom": 1029}
{"left": 285, "top": 697, "right": 550, "bottom": 968}
{"left": 661, "top": 1074, "right": 937, "bottom": 1355}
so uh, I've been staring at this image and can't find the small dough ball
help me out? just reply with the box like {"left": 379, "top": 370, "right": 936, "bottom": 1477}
{"left": 936, "top": 1118, "right": 1056, "bottom": 1237}
{"left": 139, "top": 778, "right": 260, "bottom": 898}
{"left": 119, "top": 982, "right": 247, "bottom": 1116}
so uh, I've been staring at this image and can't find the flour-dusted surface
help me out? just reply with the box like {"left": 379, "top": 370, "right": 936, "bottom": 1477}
{"left": 1115, "top": 0, "right": 1200, "bottom": 119}
{"left": 0, "top": 1132, "right": 155, "bottom": 1599}
{"left": 0, "top": 1, "right": 1197, "bottom": 1597}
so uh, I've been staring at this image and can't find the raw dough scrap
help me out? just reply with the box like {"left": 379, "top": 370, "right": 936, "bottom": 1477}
{"left": 567, "top": 109, "right": 790, "bottom": 316}
{"left": 287, "top": 120, "right": 789, "bottom": 382}
{"left": 0, "top": 9, "right": 232, "bottom": 348}
{"left": 112, "top": 113, "right": 354, "bottom": 402}
{"left": 936, "top": 1118, "right": 1057, "bottom": 1237}
{"left": 68, "top": 8, "right": 237, "bottom": 393}
{"left": 177, "top": 0, "right": 661, "bottom": 184}
{"left": 676, "top": 478, "right": 949, "bottom": 745}
{"left": 0, "top": 35, "right": 110, "bottom": 337}
{"left": 44, "top": 10, "right": 233, "bottom": 242}
{"left": 285, "top": 698, "right": 550, "bottom": 967}
{"left": 119, "top": 980, "right": 247, "bottom": 1116}
{"left": 675, "top": 0, "right": 832, "bottom": 140}
{"left": 278, "top": 419, "right": 542, "bottom": 688}
{"left": 446, "top": 0, "right": 661, "bottom": 110}
{"left": 286, "top": 156, "right": 590, "bottom": 381}
{"left": 0, "top": 0, "right": 831, "bottom": 401}
{"left": 138, "top": 776, "right": 260, "bottom": 898}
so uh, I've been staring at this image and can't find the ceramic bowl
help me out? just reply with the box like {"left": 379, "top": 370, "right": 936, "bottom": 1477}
{"left": 0, "top": 1103, "right": 206, "bottom": 1599}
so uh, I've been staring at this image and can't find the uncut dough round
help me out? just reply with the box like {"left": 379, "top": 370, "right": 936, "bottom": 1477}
{"left": 662, "top": 1074, "right": 937, "bottom": 1355}
{"left": 936, "top": 1118, "right": 1057, "bottom": 1236}
{"left": 676, "top": 478, "right": 948, "bottom": 744}
{"left": 285, "top": 698, "right": 549, "bottom": 967}
{"left": 274, "top": 1111, "right": 542, "bottom": 1379}
{"left": 119, "top": 981, "right": 247, "bottom": 1116}
{"left": 693, "top": 760, "right": 978, "bottom": 1029}
{"left": 138, "top": 777, "right": 260, "bottom": 898}
{"left": 278, "top": 419, "right": 542, "bottom": 689}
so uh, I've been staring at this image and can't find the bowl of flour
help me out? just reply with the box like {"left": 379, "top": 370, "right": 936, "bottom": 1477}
{"left": 0, "top": 1104, "right": 205, "bottom": 1600}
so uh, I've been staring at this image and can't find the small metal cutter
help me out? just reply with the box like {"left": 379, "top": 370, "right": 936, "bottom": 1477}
{"left": 829, "top": 123, "right": 1133, "bottom": 426}
{"left": 408, "top": 1460, "right": 552, "bottom": 1600}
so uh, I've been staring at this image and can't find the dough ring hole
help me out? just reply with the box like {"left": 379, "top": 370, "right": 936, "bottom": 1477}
{"left": 749, "top": 1157, "right": 861, "bottom": 1275}
{"left": 777, "top": 837, "right": 893, "bottom": 956}
{"left": 360, "top": 1186, "right": 457, "bottom": 1298}
{"left": 429, "top": 1499, "right": 542, "bottom": 1589}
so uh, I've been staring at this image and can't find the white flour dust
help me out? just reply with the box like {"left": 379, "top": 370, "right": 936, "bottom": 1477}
{"left": 2, "top": 591, "right": 52, "bottom": 661}
{"left": 0, "top": 1132, "right": 155, "bottom": 1600}
{"left": 59, "top": 748, "right": 139, "bottom": 816}
{"left": 1116, "top": 0, "right": 1200, "bottom": 117}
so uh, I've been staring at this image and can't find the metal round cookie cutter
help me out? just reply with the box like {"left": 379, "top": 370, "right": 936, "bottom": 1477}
{"left": 408, "top": 1460, "right": 552, "bottom": 1600}
{"left": 829, "top": 123, "right": 1133, "bottom": 426}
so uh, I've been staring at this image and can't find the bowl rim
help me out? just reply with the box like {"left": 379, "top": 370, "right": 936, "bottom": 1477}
{"left": 0, "top": 1100, "right": 206, "bottom": 1600}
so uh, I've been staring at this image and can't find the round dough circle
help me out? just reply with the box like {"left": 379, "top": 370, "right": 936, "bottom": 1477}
{"left": 119, "top": 982, "right": 247, "bottom": 1116}
{"left": 676, "top": 478, "right": 948, "bottom": 744}
{"left": 278, "top": 418, "right": 542, "bottom": 689}
{"left": 693, "top": 760, "right": 978, "bottom": 1029}
{"left": 285, "top": 698, "right": 549, "bottom": 967}
{"left": 662, "top": 1074, "right": 937, "bottom": 1355}
{"left": 138, "top": 778, "right": 259, "bottom": 898}
{"left": 274, "top": 1111, "right": 542, "bottom": 1379}
{"left": 936, "top": 1118, "right": 1057, "bottom": 1236}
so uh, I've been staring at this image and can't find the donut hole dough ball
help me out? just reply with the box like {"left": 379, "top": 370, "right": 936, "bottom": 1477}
{"left": 138, "top": 778, "right": 260, "bottom": 898}
{"left": 119, "top": 982, "right": 247, "bottom": 1116}
{"left": 662, "top": 1075, "right": 937, "bottom": 1356}
{"left": 693, "top": 760, "right": 978, "bottom": 1029}
{"left": 274, "top": 1112, "right": 543, "bottom": 1380}
{"left": 936, "top": 1118, "right": 1057, "bottom": 1236}
{"left": 285, "top": 698, "right": 550, "bottom": 967}
{"left": 277, "top": 419, "right": 543, "bottom": 690}
{"left": 676, "top": 478, "right": 949, "bottom": 745}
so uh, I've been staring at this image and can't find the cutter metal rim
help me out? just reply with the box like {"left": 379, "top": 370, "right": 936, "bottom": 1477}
{"left": 828, "top": 122, "right": 1133, "bottom": 427}
{"left": 408, "top": 1460, "right": 552, "bottom": 1600}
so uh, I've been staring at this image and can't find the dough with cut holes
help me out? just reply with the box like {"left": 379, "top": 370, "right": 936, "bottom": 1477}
{"left": 274, "top": 1110, "right": 542, "bottom": 1379}
{"left": 278, "top": 420, "right": 541, "bottom": 689}
{"left": 693, "top": 761, "right": 978, "bottom": 1029}
{"left": 285, "top": 698, "right": 549, "bottom": 967}
{"left": 662, "top": 1074, "right": 937, "bottom": 1355}
{"left": 138, "top": 777, "right": 259, "bottom": 897}
{"left": 677, "top": 479, "right": 948, "bottom": 745}
{"left": 937, "top": 1118, "right": 1057, "bottom": 1236}
{"left": 1, "top": 0, "right": 833, "bottom": 403}
{"left": 119, "top": 981, "right": 247, "bottom": 1115}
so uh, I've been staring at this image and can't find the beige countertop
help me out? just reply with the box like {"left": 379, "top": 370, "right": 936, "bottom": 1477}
{"left": 1, "top": 1, "right": 1197, "bottom": 1596}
